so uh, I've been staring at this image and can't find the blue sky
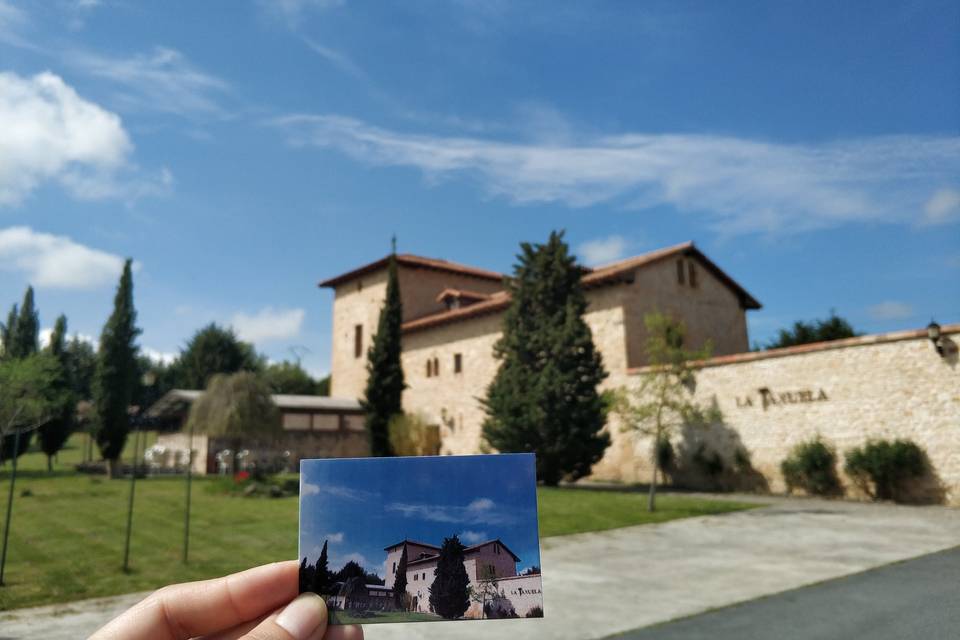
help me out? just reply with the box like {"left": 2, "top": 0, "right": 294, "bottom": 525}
{"left": 0, "top": 1, "right": 958, "bottom": 376}
{"left": 299, "top": 453, "right": 541, "bottom": 577}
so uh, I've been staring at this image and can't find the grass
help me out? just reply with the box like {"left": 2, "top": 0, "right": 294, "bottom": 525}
{"left": 537, "top": 486, "right": 761, "bottom": 537}
{"left": 332, "top": 610, "right": 442, "bottom": 624}
{"left": 0, "top": 434, "right": 760, "bottom": 611}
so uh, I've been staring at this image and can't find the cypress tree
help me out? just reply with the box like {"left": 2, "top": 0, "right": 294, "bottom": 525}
{"left": 299, "top": 557, "right": 312, "bottom": 594}
{"left": 311, "top": 539, "right": 331, "bottom": 595}
{"left": 38, "top": 315, "right": 76, "bottom": 472}
{"left": 393, "top": 543, "right": 409, "bottom": 610}
{"left": 93, "top": 260, "right": 141, "bottom": 478}
{"left": 482, "top": 231, "right": 610, "bottom": 485}
{"left": 361, "top": 252, "right": 405, "bottom": 456}
{"left": 0, "top": 304, "right": 16, "bottom": 360}
{"left": 10, "top": 287, "right": 38, "bottom": 360}
{"left": 428, "top": 535, "right": 470, "bottom": 619}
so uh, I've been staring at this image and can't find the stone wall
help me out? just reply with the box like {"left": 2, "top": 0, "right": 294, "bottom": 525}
{"left": 592, "top": 326, "right": 960, "bottom": 505}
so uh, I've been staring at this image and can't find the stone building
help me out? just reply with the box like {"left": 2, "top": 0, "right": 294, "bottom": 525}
{"left": 382, "top": 539, "right": 542, "bottom": 618}
{"left": 320, "top": 242, "right": 759, "bottom": 455}
{"left": 320, "top": 244, "right": 960, "bottom": 504}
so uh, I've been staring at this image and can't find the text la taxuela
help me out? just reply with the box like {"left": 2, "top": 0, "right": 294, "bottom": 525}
{"left": 736, "top": 387, "right": 829, "bottom": 410}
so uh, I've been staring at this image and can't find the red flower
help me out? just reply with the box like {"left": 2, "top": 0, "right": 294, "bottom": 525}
{"left": 234, "top": 471, "right": 250, "bottom": 483}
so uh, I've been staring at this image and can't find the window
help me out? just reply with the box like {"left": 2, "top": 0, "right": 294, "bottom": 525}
{"left": 423, "top": 572, "right": 426, "bottom": 580}
{"left": 414, "top": 573, "right": 418, "bottom": 581}
{"left": 494, "top": 543, "right": 500, "bottom": 555}
{"left": 676, "top": 258, "right": 685, "bottom": 285}
{"left": 354, "top": 324, "right": 363, "bottom": 358}
{"left": 426, "top": 360, "right": 432, "bottom": 377}
{"left": 454, "top": 353, "right": 462, "bottom": 373}
{"left": 433, "top": 357, "right": 440, "bottom": 376}
{"left": 688, "top": 260, "right": 698, "bottom": 288}
{"left": 282, "top": 413, "right": 310, "bottom": 431}
{"left": 393, "top": 562, "right": 396, "bottom": 573}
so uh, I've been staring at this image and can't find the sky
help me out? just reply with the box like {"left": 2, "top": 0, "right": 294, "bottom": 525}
{"left": 0, "top": 0, "right": 958, "bottom": 376}
{"left": 299, "top": 453, "right": 541, "bottom": 577}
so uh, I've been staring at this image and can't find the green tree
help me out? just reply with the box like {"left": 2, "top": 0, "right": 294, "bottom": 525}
{"left": 312, "top": 540, "right": 331, "bottom": 595}
{"left": 428, "top": 535, "right": 470, "bottom": 619}
{"left": 0, "top": 304, "right": 17, "bottom": 360}
{"left": 316, "top": 375, "right": 330, "bottom": 396}
{"left": 482, "top": 231, "right": 610, "bottom": 485}
{"left": 361, "top": 253, "right": 405, "bottom": 457}
{"left": 174, "top": 323, "right": 263, "bottom": 389}
{"left": 393, "top": 543, "right": 409, "bottom": 610}
{"left": 616, "top": 312, "right": 713, "bottom": 511}
{"left": 65, "top": 336, "right": 96, "bottom": 399}
{"left": 0, "top": 354, "right": 65, "bottom": 463}
{"left": 765, "top": 311, "right": 858, "bottom": 349}
{"left": 184, "top": 371, "right": 280, "bottom": 473}
{"left": 9, "top": 287, "right": 39, "bottom": 360}
{"left": 38, "top": 315, "right": 76, "bottom": 471}
{"left": 263, "top": 360, "right": 320, "bottom": 395}
{"left": 93, "top": 260, "right": 141, "bottom": 477}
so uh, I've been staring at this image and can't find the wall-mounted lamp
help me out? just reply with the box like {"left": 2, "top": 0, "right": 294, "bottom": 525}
{"left": 927, "top": 320, "right": 944, "bottom": 357}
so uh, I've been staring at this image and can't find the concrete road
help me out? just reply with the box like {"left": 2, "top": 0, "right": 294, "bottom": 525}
{"left": 3, "top": 495, "right": 960, "bottom": 640}
{"left": 612, "top": 545, "right": 960, "bottom": 640}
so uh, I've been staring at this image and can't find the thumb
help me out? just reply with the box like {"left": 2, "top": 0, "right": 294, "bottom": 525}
{"left": 241, "top": 593, "right": 328, "bottom": 640}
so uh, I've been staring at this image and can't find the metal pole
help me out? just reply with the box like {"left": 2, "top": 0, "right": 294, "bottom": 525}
{"left": 122, "top": 427, "right": 141, "bottom": 572}
{"left": 0, "top": 428, "right": 21, "bottom": 586}
{"left": 182, "top": 422, "right": 194, "bottom": 564}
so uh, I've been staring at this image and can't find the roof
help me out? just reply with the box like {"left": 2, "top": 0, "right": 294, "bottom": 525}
{"left": 401, "top": 242, "right": 760, "bottom": 334}
{"left": 435, "top": 288, "right": 493, "bottom": 304}
{"left": 319, "top": 254, "right": 504, "bottom": 288}
{"left": 581, "top": 241, "right": 761, "bottom": 309}
{"left": 406, "top": 538, "right": 521, "bottom": 567}
{"left": 384, "top": 539, "right": 441, "bottom": 552}
{"left": 145, "top": 389, "right": 361, "bottom": 419}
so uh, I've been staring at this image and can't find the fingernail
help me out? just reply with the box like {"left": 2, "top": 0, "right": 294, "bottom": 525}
{"left": 276, "top": 593, "right": 326, "bottom": 639}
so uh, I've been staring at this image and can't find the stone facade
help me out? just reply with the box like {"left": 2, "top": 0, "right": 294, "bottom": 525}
{"left": 593, "top": 327, "right": 960, "bottom": 505}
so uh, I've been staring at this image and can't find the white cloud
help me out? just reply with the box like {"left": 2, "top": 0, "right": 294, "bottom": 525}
{"left": 467, "top": 497, "right": 494, "bottom": 512}
{"left": 387, "top": 497, "right": 510, "bottom": 525}
{"left": 459, "top": 530, "right": 487, "bottom": 545}
{"left": 0, "top": 0, "right": 34, "bottom": 49}
{"left": 272, "top": 114, "right": 960, "bottom": 236}
{"left": 232, "top": 307, "right": 305, "bottom": 343}
{"left": 142, "top": 347, "right": 177, "bottom": 365}
{"left": 867, "top": 301, "right": 914, "bottom": 321}
{"left": 578, "top": 235, "right": 628, "bottom": 266}
{"left": 923, "top": 188, "right": 960, "bottom": 226}
{"left": 72, "top": 46, "right": 230, "bottom": 117}
{"left": 40, "top": 329, "right": 96, "bottom": 348}
{"left": 0, "top": 226, "right": 128, "bottom": 289}
{"left": 0, "top": 71, "right": 166, "bottom": 206}
{"left": 324, "top": 531, "right": 344, "bottom": 544}
{"left": 301, "top": 482, "right": 370, "bottom": 501}
{"left": 302, "top": 37, "right": 367, "bottom": 80}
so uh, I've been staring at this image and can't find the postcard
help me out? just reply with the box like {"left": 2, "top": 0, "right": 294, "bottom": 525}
{"left": 298, "top": 453, "right": 544, "bottom": 625}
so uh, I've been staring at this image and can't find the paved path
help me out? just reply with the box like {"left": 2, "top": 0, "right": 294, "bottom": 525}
{"left": 613, "top": 545, "right": 960, "bottom": 640}
{"left": 2, "top": 495, "right": 959, "bottom": 639}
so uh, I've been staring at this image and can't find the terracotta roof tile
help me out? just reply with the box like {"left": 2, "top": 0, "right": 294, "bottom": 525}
{"left": 320, "top": 254, "right": 504, "bottom": 288}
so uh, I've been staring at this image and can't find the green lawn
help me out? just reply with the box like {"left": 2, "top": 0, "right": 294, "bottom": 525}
{"left": 332, "top": 610, "right": 442, "bottom": 624}
{"left": 0, "top": 435, "right": 760, "bottom": 611}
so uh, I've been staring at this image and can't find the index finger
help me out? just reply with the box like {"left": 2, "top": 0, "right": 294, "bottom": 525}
{"left": 91, "top": 561, "right": 299, "bottom": 640}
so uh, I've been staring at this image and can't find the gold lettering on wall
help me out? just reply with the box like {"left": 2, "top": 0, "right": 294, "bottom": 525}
{"left": 736, "top": 387, "right": 829, "bottom": 410}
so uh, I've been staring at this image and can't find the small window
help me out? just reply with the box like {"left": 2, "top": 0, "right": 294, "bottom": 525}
{"left": 414, "top": 573, "right": 418, "bottom": 581}
{"left": 433, "top": 357, "right": 440, "bottom": 376}
{"left": 354, "top": 324, "right": 363, "bottom": 358}
{"left": 426, "top": 360, "right": 432, "bottom": 377}
{"left": 423, "top": 572, "right": 426, "bottom": 580}
{"left": 688, "top": 260, "right": 698, "bottom": 288}
{"left": 356, "top": 280, "right": 363, "bottom": 292}
{"left": 393, "top": 562, "right": 396, "bottom": 572}
{"left": 454, "top": 353, "right": 462, "bottom": 373}
{"left": 494, "top": 543, "right": 500, "bottom": 555}
{"left": 676, "top": 259, "right": 685, "bottom": 285}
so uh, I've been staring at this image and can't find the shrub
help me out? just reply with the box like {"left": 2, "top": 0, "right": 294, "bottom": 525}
{"left": 655, "top": 437, "right": 674, "bottom": 472}
{"left": 844, "top": 439, "right": 927, "bottom": 502}
{"left": 781, "top": 437, "right": 842, "bottom": 496}
{"left": 526, "top": 606, "right": 544, "bottom": 618}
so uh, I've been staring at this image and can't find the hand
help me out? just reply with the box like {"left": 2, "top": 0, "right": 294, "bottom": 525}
{"left": 89, "top": 561, "right": 363, "bottom": 640}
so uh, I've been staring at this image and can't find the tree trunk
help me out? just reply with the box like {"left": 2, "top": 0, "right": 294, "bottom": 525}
{"left": 107, "top": 457, "right": 120, "bottom": 479}
{"left": 47, "top": 455, "right": 53, "bottom": 473}
{"left": 648, "top": 452, "right": 659, "bottom": 512}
